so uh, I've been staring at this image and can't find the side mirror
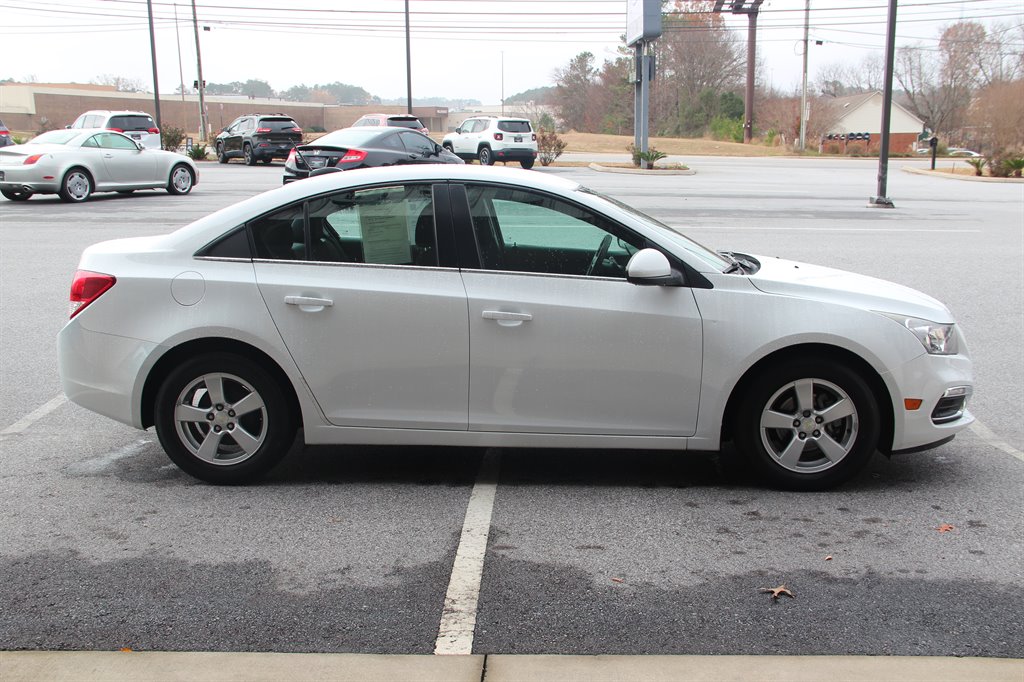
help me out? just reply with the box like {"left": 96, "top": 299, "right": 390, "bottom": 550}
{"left": 455, "top": 127, "right": 462, "bottom": 134}
{"left": 65, "top": 125, "right": 72, "bottom": 129}
{"left": 626, "top": 248, "right": 684, "bottom": 286}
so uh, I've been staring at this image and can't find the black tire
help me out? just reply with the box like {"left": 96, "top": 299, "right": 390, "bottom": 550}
{"left": 154, "top": 353, "right": 296, "bottom": 484}
{"left": 732, "top": 359, "right": 880, "bottom": 491}
{"left": 243, "top": 144, "right": 257, "bottom": 166}
{"left": 520, "top": 158, "right": 535, "bottom": 169}
{"left": 217, "top": 144, "right": 228, "bottom": 164}
{"left": 58, "top": 167, "right": 92, "bottom": 202}
{"left": 1, "top": 187, "right": 32, "bottom": 201}
{"left": 261, "top": 158, "right": 272, "bottom": 165}
{"left": 442, "top": 142, "right": 454, "bottom": 153}
{"left": 167, "top": 164, "right": 195, "bottom": 195}
{"left": 478, "top": 146, "right": 493, "bottom": 166}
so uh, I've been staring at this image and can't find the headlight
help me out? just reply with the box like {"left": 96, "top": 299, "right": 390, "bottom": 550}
{"left": 882, "top": 313, "right": 958, "bottom": 355}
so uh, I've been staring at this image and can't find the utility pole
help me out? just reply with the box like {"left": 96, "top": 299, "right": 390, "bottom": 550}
{"left": 146, "top": 0, "right": 162, "bottom": 141}
{"left": 191, "top": 0, "right": 208, "bottom": 143}
{"left": 174, "top": 3, "right": 186, "bottom": 110}
{"left": 798, "top": 0, "right": 810, "bottom": 151}
{"left": 405, "top": 0, "right": 413, "bottom": 114}
{"left": 713, "top": 1, "right": 765, "bottom": 144}
{"left": 869, "top": 0, "right": 898, "bottom": 208}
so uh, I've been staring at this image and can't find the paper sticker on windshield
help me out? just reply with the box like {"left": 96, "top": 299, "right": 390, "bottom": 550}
{"left": 358, "top": 201, "right": 411, "bottom": 264}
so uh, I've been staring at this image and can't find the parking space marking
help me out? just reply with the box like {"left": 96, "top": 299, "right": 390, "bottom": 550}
{"left": 434, "top": 448, "right": 501, "bottom": 656}
{"left": 0, "top": 394, "right": 67, "bottom": 437}
{"left": 671, "top": 225, "right": 981, "bottom": 233}
{"left": 970, "top": 420, "right": 1024, "bottom": 463}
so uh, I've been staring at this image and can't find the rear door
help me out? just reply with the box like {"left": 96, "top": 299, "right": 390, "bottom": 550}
{"left": 497, "top": 120, "right": 535, "bottom": 152}
{"left": 108, "top": 114, "right": 159, "bottom": 149}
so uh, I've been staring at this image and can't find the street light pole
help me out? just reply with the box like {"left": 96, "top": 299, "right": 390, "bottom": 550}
{"left": 405, "top": 0, "right": 413, "bottom": 114}
{"left": 191, "top": 0, "right": 208, "bottom": 143}
{"left": 869, "top": 0, "right": 898, "bottom": 208}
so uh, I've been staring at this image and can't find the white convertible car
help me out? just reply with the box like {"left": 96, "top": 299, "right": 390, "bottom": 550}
{"left": 57, "top": 165, "right": 973, "bottom": 489}
{"left": 0, "top": 129, "right": 197, "bottom": 202}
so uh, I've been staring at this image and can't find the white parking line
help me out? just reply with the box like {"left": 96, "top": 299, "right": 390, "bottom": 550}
{"left": 434, "top": 448, "right": 501, "bottom": 656}
{"left": 0, "top": 394, "right": 67, "bottom": 437}
{"left": 670, "top": 225, "right": 981, "bottom": 233}
{"left": 970, "top": 420, "right": 1024, "bottom": 463}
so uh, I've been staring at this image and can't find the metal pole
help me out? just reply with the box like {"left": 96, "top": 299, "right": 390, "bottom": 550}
{"left": 798, "top": 0, "right": 810, "bottom": 151}
{"left": 405, "top": 0, "right": 413, "bottom": 114}
{"left": 633, "top": 42, "right": 650, "bottom": 169}
{"left": 174, "top": 4, "right": 186, "bottom": 109}
{"left": 743, "top": 10, "right": 757, "bottom": 143}
{"left": 870, "top": 0, "right": 898, "bottom": 208}
{"left": 501, "top": 51, "right": 505, "bottom": 116}
{"left": 191, "top": 0, "right": 208, "bottom": 143}
{"left": 146, "top": 0, "right": 162, "bottom": 143}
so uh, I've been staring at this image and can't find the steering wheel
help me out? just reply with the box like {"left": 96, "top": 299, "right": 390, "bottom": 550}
{"left": 585, "top": 234, "right": 614, "bottom": 277}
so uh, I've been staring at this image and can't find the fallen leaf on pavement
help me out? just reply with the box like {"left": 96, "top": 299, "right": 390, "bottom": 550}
{"left": 611, "top": 577, "right": 624, "bottom": 583}
{"left": 937, "top": 524, "right": 955, "bottom": 533}
{"left": 825, "top": 555, "right": 833, "bottom": 561}
{"left": 120, "top": 648, "right": 133, "bottom": 652}
{"left": 760, "top": 585, "right": 795, "bottom": 601}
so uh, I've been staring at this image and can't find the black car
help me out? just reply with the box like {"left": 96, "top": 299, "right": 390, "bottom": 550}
{"left": 215, "top": 114, "right": 303, "bottom": 165}
{"left": 282, "top": 127, "right": 462, "bottom": 184}
{"left": 0, "top": 119, "right": 13, "bottom": 147}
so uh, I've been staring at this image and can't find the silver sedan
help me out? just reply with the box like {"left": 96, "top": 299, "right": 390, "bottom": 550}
{"left": 0, "top": 128, "right": 197, "bottom": 202}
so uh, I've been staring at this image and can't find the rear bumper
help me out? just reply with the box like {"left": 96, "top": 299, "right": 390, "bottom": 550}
{"left": 492, "top": 148, "right": 537, "bottom": 161}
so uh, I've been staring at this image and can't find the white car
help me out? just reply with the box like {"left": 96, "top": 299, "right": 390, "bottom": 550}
{"left": 0, "top": 129, "right": 197, "bottom": 202}
{"left": 68, "top": 110, "right": 163, "bottom": 150}
{"left": 58, "top": 165, "right": 973, "bottom": 489}
{"left": 443, "top": 116, "right": 538, "bottom": 168}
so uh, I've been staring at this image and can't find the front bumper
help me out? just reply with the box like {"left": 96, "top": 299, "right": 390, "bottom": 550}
{"left": 886, "top": 350, "right": 974, "bottom": 452}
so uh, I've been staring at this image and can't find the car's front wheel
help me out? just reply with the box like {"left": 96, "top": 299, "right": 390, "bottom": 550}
{"left": 217, "top": 144, "right": 228, "bottom": 164}
{"left": 1, "top": 187, "right": 32, "bottom": 201}
{"left": 154, "top": 353, "right": 296, "bottom": 484}
{"left": 167, "top": 164, "right": 194, "bottom": 195}
{"left": 733, "top": 359, "right": 880, "bottom": 491}
{"left": 58, "top": 168, "right": 93, "bottom": 202}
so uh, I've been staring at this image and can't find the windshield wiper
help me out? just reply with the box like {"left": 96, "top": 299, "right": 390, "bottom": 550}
{"left": 719, "top": 251, "right": 747, "bottom": 274}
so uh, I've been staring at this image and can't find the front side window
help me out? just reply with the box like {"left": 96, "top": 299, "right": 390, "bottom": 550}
{"left": 464, "top": 185, "right": 644, "bottom": 278}
{"left": 96, "top": 133, "right": 139, "bottom": 150}
{"left": 399, "top": 131, "right": 434, "bottom": 156}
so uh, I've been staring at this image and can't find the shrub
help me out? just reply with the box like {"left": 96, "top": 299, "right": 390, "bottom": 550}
{"left": 1000, "top": 156, "right": 1024, "bottom": 178}
{"left": 627, "top": 143, "right": 641, "bottom": 167}
{"left": 12, "top": 135, "right": 26, "bottom": 145}
{"left": 709, "top": 115, "right": 743, "bottom": 143}
{"left": 537, "top": 129, "right": 567, "bottom": 166}
{"left": 161, "top": 126, "right": 185, "bottom": 152}
{"left": 986, "top": 153, "right": 1013, "bottom": 178}
{"left": 637, "top": 148, "right": 667, "bottom": 166}
{"left": 308, "top": 125, "right": 326, "bottom": 133}
{"left": 965, "top": 158, "right": 985, "bottom": 176}
{"left": 187, "top": 144, "right": 209, "bottom": 161}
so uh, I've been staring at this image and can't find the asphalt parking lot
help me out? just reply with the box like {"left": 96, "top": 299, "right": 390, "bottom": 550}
{"left": 0, "top": 157, "right": 1021, "bottom": 660}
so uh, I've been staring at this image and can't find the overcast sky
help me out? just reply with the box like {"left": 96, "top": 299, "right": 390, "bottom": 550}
{"left": 4, "top": 0, "right": 1021, "bottom": 103}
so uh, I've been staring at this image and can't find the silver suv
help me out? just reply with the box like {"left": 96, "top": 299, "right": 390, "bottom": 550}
{"left": 68, "top": 110, "right": 162, "bottom": 149}
{"left": 442, "top": 116, "right": 537, "bottom": 169}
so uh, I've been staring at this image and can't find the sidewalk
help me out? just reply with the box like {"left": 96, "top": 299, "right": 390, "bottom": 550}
{"left": 3, "top": 651, "right": 1022, "bottom": 682}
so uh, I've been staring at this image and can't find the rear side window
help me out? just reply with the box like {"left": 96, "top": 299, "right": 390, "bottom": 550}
{"left": 258, "top": 118, "right": 300, "bottom": 132}
{"left": 386, "top": 117, "right": 423, "bottom": 130}
{"left": 108, "top": 115, "right": 155, "bottom": 131}
{"left": 497, "top": 120, "right": 531, "bottom": 133}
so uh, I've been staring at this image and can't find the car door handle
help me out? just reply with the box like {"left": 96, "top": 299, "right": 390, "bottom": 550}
{"left": 482, "top": 310, "right": 532, "bottom": 321}
{"left": 284, "top": 295, "right": 333, "bottom": 308}
{"left": 103, "top": 153, "right": 114, "bottom": 158}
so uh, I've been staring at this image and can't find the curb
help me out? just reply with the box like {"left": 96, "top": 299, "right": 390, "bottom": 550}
{"left": 588, "top": 163, "right": 696, "bottom": 176}
{"left": 2, "top": 652, "right": 1022, "bottom": 682}
{"left": 901, "top": 166, "right": 1024, "bottom": 183}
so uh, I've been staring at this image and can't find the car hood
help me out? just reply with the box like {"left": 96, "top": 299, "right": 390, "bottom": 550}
{"left": 747, "top": 255, "right": 953, "bottom": 323}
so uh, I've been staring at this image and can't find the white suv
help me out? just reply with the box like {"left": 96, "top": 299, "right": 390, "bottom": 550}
{"left": 68, "top": 110, "right": 162, "bottom": 149}
{"left": 443, "top": 116, "right": 537, "bottom": 169}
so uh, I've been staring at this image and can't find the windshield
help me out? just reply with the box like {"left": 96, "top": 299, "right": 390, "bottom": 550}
{"left": 28, "top": 130, "right": 80, "bottom": 145}
{"left": 576, "top": 186, "right": 731, "bottom": 272}
{"left": 310, "top": 128, "right": 387, "bottom": 148}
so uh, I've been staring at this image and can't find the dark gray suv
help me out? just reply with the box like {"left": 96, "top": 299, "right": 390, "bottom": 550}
{"left": 215, "top": 114, "right": 303, "bottom": 165}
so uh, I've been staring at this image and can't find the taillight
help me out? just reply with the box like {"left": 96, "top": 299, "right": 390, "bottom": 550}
{"left": 340, "top": 149, "right": 367, "bottom": 163}
{"left": 107, "top": 127, "right": 124, "bottom": 133}
{"left": 23, "top": 154, "right": 43, "bottom": 165}
{"left": 69, "top": 270, "right": 116, "bottom": 319}
{"left": 291, "top": 127, "right": 303, "bottom": 133}
{"left": 256, "top": 127, "right": 271, "bottom": 134}
{"left": 493, "top": 132, "right": 504, "bottom": 141}
{"left": 286, "top": 149, "right": 296, "bottom": 165}
{"left": 531, "top": 133, "right": 537, "bottom": 141}
{"left": 147, "top": 127, "right": 160, "bottom": 134}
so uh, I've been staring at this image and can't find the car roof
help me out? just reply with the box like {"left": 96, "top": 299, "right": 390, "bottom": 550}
{"left": 79, "top": 110, "right": 153, "bottom": 117}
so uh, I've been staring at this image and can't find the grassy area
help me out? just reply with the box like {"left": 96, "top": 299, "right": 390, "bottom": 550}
{"left": 558, "top": 132, "right": 791, "bottom": 157}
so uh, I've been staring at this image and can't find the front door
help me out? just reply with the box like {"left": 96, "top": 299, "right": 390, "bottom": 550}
{"left": 455, "top": 183, "right": 704, "bottom": 436}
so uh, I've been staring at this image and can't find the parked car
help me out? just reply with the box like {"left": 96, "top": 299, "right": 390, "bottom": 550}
{"left": 282, "top": 127, "right": 461, "bottom": 183}
{"left": 68, "top": 110, "right": 162, "bottom": 149}
{"left": 0, "top": 129, "right": 197, "bottom": 202}
{"left": 0, "top": 119, "right": 13, "bottom": 147}
{"left": 948, "top": 148, "right": 982, "bottom": 158}
{"left": 215, "top": 114, "right": 303, "bottom": 165}
{"left": 443, "top": 116, "right": 538, "bottom": 168}
{"left": 351, "top": 113, "right": 428, "bottom": 134}
{"left": 58, "top": 165, "right": 973, "bottom": 489}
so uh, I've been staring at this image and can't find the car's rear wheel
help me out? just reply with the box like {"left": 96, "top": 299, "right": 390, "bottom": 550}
{"left": 244, "top": 144, "right": 256, "bottom": 166}
{"left": 217, "top": 144, "right": 228, "bottom": 164}
{"left": 167, "top": 164, "right": 194, "bottom": 195}
{"left": 478, "top": 146, "right": 493, "bottom": 166}
{"left": 154, "top": 353, "right": 296, "bottom": 484}
{"left": 733, "top": 359, "right": 880, "bottom": 491}
{"left": 1, "top": 187, "right": 32, "bottom": 201}
{"left": 58, "top": 168, "right": 92, "bottom": 202}
{"left": 261, "top": 158, "right": 272, "bottom": 165}
{"left": 520, "top": 158, "right": 535, "bottom": 169}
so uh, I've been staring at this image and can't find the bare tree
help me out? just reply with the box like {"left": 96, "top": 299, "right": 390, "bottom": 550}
{"left": 552, "top": 52, "right": 597, "bottom": 132}
{"left": 968, "top": 79, "right": 1024, "bottom": 153}
{"left": 92, "top": 74, "right": 145, "bottom": 92}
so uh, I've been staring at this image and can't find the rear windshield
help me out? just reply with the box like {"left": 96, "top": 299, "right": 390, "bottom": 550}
{"left": 497, "top": 120, "right": 532, "bottom": 133}
{"left": 309, "top": 128, "right": 388, "bottom": 148}
{"left": 28, "top": 130, "right": 80, "bottom": 145}
{"left": 108, "top": 115, "right": 155, "bottom": 131}
{"left": 386, "top": 117, "right": 423, "bottom": 129}
{"left": 258, "top": 118, "right": 300, "bottom": 132}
